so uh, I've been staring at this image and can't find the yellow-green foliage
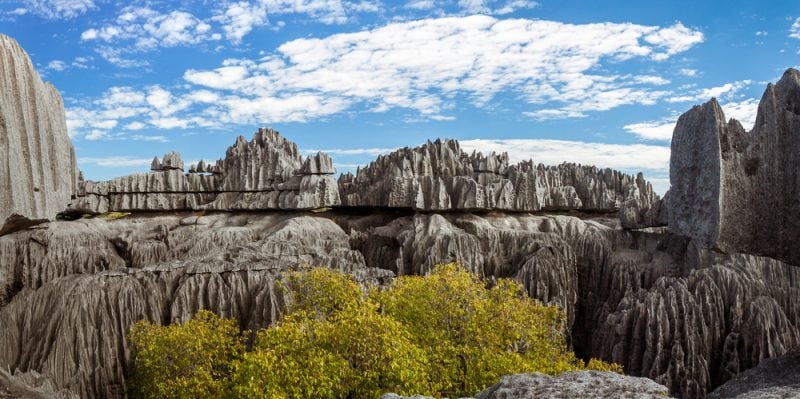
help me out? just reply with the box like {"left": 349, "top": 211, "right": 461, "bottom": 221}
{"left": 373, "top": 262, "right": 619, "bottom": 396}
{"left": 128, "top": 264, "right": 622, "bottom": 399}
{"left": 231, "top": 269, "right": 431, "bottom": 398}
{"left": 96, "top": 211, "right": 131, "bottom": 220}
{"left": 127, "top": 310, "right": 245, "bottom": 399}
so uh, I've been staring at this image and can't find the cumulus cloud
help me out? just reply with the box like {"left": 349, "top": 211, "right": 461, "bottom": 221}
{"left": 67, "top": 16, "right": 704, "bottom": 135}
{"left": 667, "top": 80, "right": 751, "bottom": 103}
{"left": 623, "top": 97, "right": 761, "bottom": 142}
{"left": 182, "top": 16, "right": 702, "bottom": 123}
{"left": 82, "top": 6, "right": 220, "bottom": 52}
{"left": 791, "top": 17, "right": 800, "bottom": 39}
{"left": 22, "top": 0, "right": 94, "bottom": 19}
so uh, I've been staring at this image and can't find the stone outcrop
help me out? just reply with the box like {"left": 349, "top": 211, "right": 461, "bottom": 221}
{"left": 0, "top": 35, "right": 79, "bottom": 231}
{"left": 342, "top": 212, "right": 800, "bottom": 399}
{"left": 474, "top": 371, "right": 672, "bottom": 399}
{"left": 381, "top": 371, "right": 672, "bottom": 399}
{"left": 0, "top": 213, "right": 391, "bottom": 398}
{"left": 67, "top": 128, "right": 341, "bottom": 213}
{"left": 669, "top": 68, "right": 800, "bottom": 265}
{"left": 338, "top": 139, "right": 661, "bottom": 214}
{"left": 707, "top": 351, "right": 800, "bottom": 398}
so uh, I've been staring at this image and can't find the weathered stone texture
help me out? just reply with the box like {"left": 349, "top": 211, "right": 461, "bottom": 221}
{"left": 669, "top": 68, "right": 800, "bottom": 265}
{"left": 0, "top": 35, "right": 78, "bottom": 229}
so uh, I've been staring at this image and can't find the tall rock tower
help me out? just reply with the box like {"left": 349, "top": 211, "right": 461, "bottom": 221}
{"left": 0, "top": 35, "right": 79, "bottom": 230}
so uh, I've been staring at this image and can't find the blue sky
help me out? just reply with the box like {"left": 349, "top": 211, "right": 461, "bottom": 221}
{"left": 2, "top": 0, "right": 800, "bottom": 194}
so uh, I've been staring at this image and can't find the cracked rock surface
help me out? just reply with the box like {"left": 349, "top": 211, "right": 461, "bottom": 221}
{"left": 0, "top": 35, "right": 79, "bottom": 230}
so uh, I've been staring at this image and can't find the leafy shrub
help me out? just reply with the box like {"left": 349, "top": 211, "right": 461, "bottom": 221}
{"left": 128, "top": 264, "right": 621, "bottom": 399}
{"left": 127, "top": 310, "right": 244, "bottom": 399}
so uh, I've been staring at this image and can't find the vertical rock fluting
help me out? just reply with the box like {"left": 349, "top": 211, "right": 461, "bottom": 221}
{"left": 338, "top": 139, "right": 660, "bottom": 214}
{"left": 347, "top": 213, "right": 800, "bottom": 398}
{"left": 669, "top": 68, "right": 800, "bottom": 265}
{"left": 67, "top": 128, "right": 341, "bottom": 213}
{"left": 0, "top": 213, "right": 391, "bottom": 398}
{"left": 0, "top": 35, "right": 78, "bottom": 230}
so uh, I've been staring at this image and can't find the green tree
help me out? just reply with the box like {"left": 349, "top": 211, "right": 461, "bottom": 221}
{"left": 127, "top": 310, "right": 244, "bottom": 399}
{"left": 231, "top": 268, "right": 432, "bottom": 399}
{"left": 373, "top": 262, "right": 620, "bottom": 396}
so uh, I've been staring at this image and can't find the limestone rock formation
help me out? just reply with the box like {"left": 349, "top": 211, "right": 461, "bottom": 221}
{"left": 67, "top": 128, "right": 341, "bottom": 213}
{"left": 338, "top": 139, "right": 660, "bottom": 214}
{"left": 707, "top": 351, "right": 800, "bottom": 398}
{"left": 0, "top": 213, "right": 391, "bottom": 398}
{"left": 342, "top": 212, "right": 800, "bottom": 398}
{"left": 380, "top": 371, "right": 673, "bottom": 399}
{"left": 669, "top": 68, "right": 800, "bottom": 265}
{"left": 474, "top": 372, "right": 673, "bottom": 399}
{"left": 0, "top": 35, "right": 79, "bottom": 231}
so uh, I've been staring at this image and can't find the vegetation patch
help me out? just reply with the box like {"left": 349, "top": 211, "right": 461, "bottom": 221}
{"left": 128, "top": 263, "right": 621, "bottom": 399}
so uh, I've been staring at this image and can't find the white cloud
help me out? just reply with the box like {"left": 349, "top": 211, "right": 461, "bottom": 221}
{"left": 667, "top": 80, "right": 751, "bottom": 103}
{"left": 82, "top": 6, "right": 219, "bottom": 52}
{"left": 46, "top": 60, "right": 67, "bottom": 71}
{"left": 405, "top": 0, "right": 435, "bottom": 9}
{"left": 624, "top": 120, "right": 675, "bottom": 141}
{"left": 22, "top": 0, "right": 95, "bottom": 19}
{"left": 459, "top": 139, "right": 671, "bottom": 171}
{"left": 755, "top": 31, "right": 768, "bottom": 36}
{"left": 623, "top": 97, "right": 761, "bottom": 142}
{"left": 791, "top": 18, "right": 800, "bottom": 39}
{"left": 183, "top": 16, "right": 703, "bottom": 123}
{"left": 678, "top": 68, "right": 698, "bottom": 77}
{"left": 493, "top": 0, "right": 538, "bottom": 15}
{"left": 78, "top": 156, "right": 153, "bottom": 167}
{"left": 722, "top": 98, "right": 759, "bottom": 131}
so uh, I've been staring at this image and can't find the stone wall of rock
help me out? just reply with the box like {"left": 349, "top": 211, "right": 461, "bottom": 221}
{"left": 0, "top": 213, "right": 391, "bottom": 398}
{"left": 337, "top": 139, "right": 661, "bottom": 215}
{"left": 669, "top": 68, "right": 800, "bottom": 265}
{"left": 0, "top": 35, "right": 78, "bottom": 231}
{"left": 67, "top": 128, "right": 341, "bottom": 213}
{"left": 342, "top": 212, "right": 800, "bottom": 398}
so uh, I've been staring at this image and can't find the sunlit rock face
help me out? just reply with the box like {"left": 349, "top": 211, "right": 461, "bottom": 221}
{"left": 67, "top": 128, "right": 341, "bottom": 214}
{"left": 669, "top": 68, "right": 800, "bottom": 266}
{"left": 0, "top": 35, "right": 79, "bottom": 233}
{"left": 338, "top": 138, "right": 660, "bottom": 214}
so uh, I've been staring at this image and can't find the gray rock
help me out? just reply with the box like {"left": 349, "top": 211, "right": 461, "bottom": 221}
{"left": 338, "top": 139, "right": 661, "bottom": 214}
{"left": 160, "top": 152, "right": 184, "bottom": 171}
{"left": 669, "top": 68, "right": 800, "bottom": 265}
{"left": 0, "top": 368, "right": 78, "bottom": 399}
{"left": 707, "top": 351, "right": 800, "bottom": 398}
{"left": 67, "top": 128, "right": 341, "bottom": 212}
{"left": 475, "top": 371, "right": 673, "bottom": 399}
{"left": 0, "top": 35, "right": 79, "bottom": 231}
{"left": 0, "top": 212, "right": 391, "bottom": 398}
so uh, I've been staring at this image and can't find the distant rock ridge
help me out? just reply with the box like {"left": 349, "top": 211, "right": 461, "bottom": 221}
{"left": 0, "top": 34, "right": 79, "bottom": 231}
{"left": 669, "top": 68, "right": 800, "bottom": 265}
{"left": 68, "top": 132, "right": 662, "bottom": 220}
{"left": 67, "top": 128, "right": 341, "bottom": 213}
{"left": 338, "top": 138, "right": 661, "bottom": 215}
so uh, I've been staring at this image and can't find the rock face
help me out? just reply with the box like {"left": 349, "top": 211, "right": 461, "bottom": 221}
{"left": 474, "top": 371, "right": 673, "bottom": 399}
{"left": 342, "top": 212, "right": 800, "bottom": 399}
{"left": 669, "top": 68, "right": 800, "bottom": 265}
{"left": 338, "top": 139, "right": 660, "bottom": 214}
{"left": 707, "top": 351, "right": 800, "bottom": 399}
{"left": 0, "top": 35, "right": 79, "bottom": 230}
{"left": 0, "top": 213, "right": 391, "bottom": 398}
{"left": 67, "top": 128, "right": 341, "bottom": 213}
{"left": 381, "top": 371, "right": 673, "bottom": 399}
